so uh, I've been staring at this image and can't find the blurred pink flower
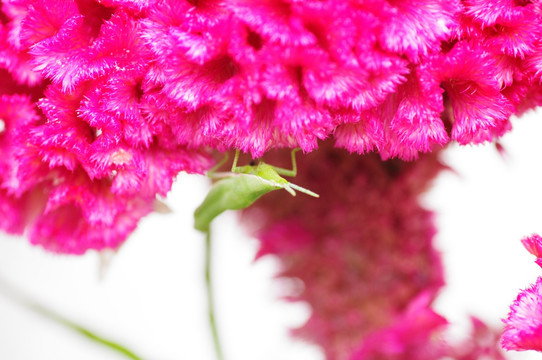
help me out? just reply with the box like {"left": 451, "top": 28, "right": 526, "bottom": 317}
{"left": 241, "top": 144, "right": 446, "bottom": 359}
{"left": 242, "top": 143, "right": 508, "bottom": 359}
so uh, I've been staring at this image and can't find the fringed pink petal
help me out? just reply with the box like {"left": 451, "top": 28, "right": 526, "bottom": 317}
{"left": 96, "top": 0, "right": 154, "bottom": 13}
{"left": 157, "top": 53, "right": 240, "bottom": 111}
{"left": 80, "top": 72, "right": 153, "bottom": 148}
{"left": 377, "top": 0, "right": 460, "bottom": 62}
{"left": 19, "top": 0, "right": 78, "bottom": 47}
{"left": 141, "top": 91, "right": 226, "bottom": 150}
{"left": 303, "top": 53, "right": 408, "bottom": 112}
{"left": 464, "top": 0, "right": 524, "bottom": 26}
{"left": 381, "top": 69, "right": 448, "bottom": 160}
{"left": 85, "top": 142, "right": 141, "bottom": 181}
{"left": 227, "top": 0, "right": 316, "bottom": 46}
{"left": 88, "top": 10, "right": 150, "bottom": 76}
{"left": 482, "top": 9, "right": 542, "bottom": 58}
{"left": 34, "top": 84, "right": 92, "bottom": 170}
{"left": 334, "top": 115, "right": 384, "bottom": 156}
{"left": 522, "top": 234, "right": 542, "bottom": 259}
{"left": 29, "top": 15, "right": 96, "bottom": 91}
{"left": 0, "top": 17, "right": 42, "bottom": 85}
{"left": 434, "top": 42, "right": 515, "bottom": 144}
{"left": 524, "top": 40, "right": 542, "bottom": 81}
{"left": 29, "top": 6, "right": 144, "bottom": 92}
{"left": 30, "top": 190, "right": 152, "bottom": 254}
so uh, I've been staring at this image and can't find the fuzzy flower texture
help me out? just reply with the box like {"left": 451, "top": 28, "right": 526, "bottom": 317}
{"left": 2, "top": 0, "right": 542, "bottom": 252}
{"left": 1, "top": 0, "right": 542, "bottom": 252}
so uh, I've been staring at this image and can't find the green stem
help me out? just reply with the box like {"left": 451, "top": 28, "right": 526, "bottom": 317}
{"left": 0, "top": 276, "right": 144, "bottom": 360}
{"left": 205, "top": 228, "right": 224, "bottom": 360}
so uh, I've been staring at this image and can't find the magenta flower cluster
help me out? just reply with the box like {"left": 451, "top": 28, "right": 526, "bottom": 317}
{"left": 2, "top": 0, "right": 542, "bottom": 253}
{"left": 2, "top": 1, "right": 542, "bottom": 358}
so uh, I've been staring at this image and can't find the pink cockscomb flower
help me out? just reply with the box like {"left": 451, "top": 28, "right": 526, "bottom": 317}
{"left": 3, "top": 0, "right": 542, "bottom": 254}
{"left": 502, "top": 234, "right": 542, "bottom": 352}
{"left": 0, "top": 1, "right": 213, "bottom": 254}
{"left": 241, "top": 143, "right": 446, "bottom": 360}
{"left": 6, "top": 0, "right": 542, "bottom": 161}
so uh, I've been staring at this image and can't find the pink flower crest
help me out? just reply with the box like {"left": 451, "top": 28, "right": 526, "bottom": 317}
{"left": 2, "top": 0, "right": 542, "bottom": 253}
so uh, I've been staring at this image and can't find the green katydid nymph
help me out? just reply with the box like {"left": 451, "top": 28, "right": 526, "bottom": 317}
{"left": 194, "top": 149, "right": 319, "bottom": 232}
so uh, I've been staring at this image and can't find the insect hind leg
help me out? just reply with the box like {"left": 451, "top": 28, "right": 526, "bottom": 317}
{"left": 272, "top": 149, "right": 300, "bottom": 177}
{"left": 230, "top": 150, "right": 241, "bottom": 172}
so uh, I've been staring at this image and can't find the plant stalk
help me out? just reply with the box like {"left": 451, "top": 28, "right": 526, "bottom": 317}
{"left": 205, "top": 228, "right": 224, "bottom": 360}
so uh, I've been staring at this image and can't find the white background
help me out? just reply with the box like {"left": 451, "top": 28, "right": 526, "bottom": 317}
{"left": 1, "top": 110, "right": 542, "bottom": 360}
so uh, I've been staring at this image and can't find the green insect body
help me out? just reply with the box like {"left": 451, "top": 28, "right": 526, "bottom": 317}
{"left": 194, "top": 150, "right": 318, "bottom": 232}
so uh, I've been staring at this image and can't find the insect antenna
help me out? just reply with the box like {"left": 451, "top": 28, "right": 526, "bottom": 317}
{"left": 288, "top": 182, "right": 319, "bottom": 198}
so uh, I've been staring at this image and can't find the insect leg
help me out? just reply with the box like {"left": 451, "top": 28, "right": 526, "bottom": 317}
{"left": 231, "top": 150, "right": 241, "bottom": 172}
{"left": 272, "top": 148, "right": 300, "bottom": 177}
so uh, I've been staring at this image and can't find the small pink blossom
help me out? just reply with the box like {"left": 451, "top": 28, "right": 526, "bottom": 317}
{"left": 521, "top": 234, "right": 542, "bottom": 267}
